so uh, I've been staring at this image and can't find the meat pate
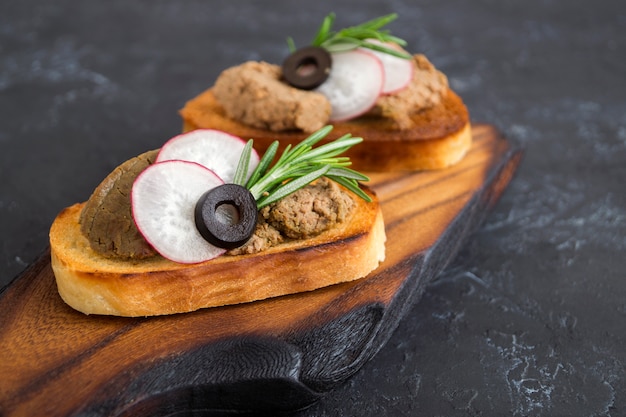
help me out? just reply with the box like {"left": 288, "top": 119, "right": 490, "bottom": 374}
{"left": 80, "top": 157, "right": 356, "bottom": 259}
{"left": 228, "top": 177, "right": 356, "bottom": 255}
{"left": 213, "top": 61, "right": 331, "bottom": 133}
{"left": 211, "top": 54, "right": 448, "bottom": 133}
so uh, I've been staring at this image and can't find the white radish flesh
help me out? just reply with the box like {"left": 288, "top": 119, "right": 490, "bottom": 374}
{"left": 131, "top": 160, "right": 226, "bottom": 263}
{"left": 361, "top": 39, "right": 414, "bottom": 94}
{"left": 315, "top": 50, "right": 384, "bottom": 121}
{"left": 157, "top": 129, "right": 260, "bottom": 184}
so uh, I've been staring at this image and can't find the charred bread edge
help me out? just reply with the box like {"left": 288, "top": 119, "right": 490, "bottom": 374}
{"left": 50, "top": 187, "right": 385, "bottom": 317}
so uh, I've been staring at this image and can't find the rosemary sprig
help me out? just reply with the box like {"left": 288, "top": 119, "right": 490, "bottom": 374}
{"left": 289, "top": 12, "right": 412, "bottom": 60}
{"left": 234, "top": 125, "right": 372, "bottom": 209}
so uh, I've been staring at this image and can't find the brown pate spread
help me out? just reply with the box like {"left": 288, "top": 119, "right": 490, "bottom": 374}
{"left": 80, "top": 157, "right": 356, "bottom": 260}
{"left": 367, "top": 54, "right": 449, "bottom": 129}
{"left": 213, "top": 61, "right": 331, "bottom": 133}
{"left": 211, "top": 54, "right": 448, "bottom": 133}
{"left": 228, "top": 177, "right": 355, "bottom": 255}
{"left": 79, "top": 149, "right": 159, "bottom": 259}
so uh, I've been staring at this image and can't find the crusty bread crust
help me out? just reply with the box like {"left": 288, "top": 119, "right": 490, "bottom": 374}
{"left": 180, "top": 87, "right": 472, "bottom": 171}
{"left": 50, "top": 187, "right": 385, "bottom": 317}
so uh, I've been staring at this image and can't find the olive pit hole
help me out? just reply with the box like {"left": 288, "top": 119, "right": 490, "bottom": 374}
{"left": 215, "top": 202, "right": 240, "bottom": 226}
{"left": 281, "top": 46, "right": 332, "bottom": 90}
{"left": 296, "top": 58, "right": 319, "bottom": 78}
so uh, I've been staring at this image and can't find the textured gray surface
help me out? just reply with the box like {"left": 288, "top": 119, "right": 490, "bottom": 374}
{"left": 1, "top": 0, "right": 625, "bottom": 415}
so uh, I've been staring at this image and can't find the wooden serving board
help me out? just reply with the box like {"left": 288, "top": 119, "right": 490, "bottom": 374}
{"left": 0, "top": 124, "right": 522, "bottom": 417}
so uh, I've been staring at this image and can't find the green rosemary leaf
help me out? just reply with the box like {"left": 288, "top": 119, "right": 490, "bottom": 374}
{"left": 286, "top": 36, "right": 297, "bottom": 53}
{"left": 246, "top": 140, "right": 278, "bottom": 188}
{"left": 233, "top": 139, "right": 254, "bottom": 186}
{"left": 360, "top": 40, "right": 412, "bottom": 59}
{"left": 245, "top": 126, "right": 371, "bottom": 208}
{"left": 327, "top": 166, "right": 370, "bottom": 182}
{"left": 337, "top": 28, "right": 384, "bottom": 42}
{"left": 257, "top": 165, "right": 331, "bottom": 208}
{"left": 297, "top": 124, "right": 334, "bottom": 148}
{"left": 293, "top": 136, "right": 362, "bottom": 164}
{"left": 307, "top": 12, "right": 410, "bottom": 60}
{"left": 358, "top": 13, "right": 398, "bottom": 31}
{"left": 312, "top": 12, "right": 335, "bottom": 46}
{"left": 383, "top": 34, "right": 407, "bottom": 46}
{"left": 326, "top": 175, "right": 372, "bottom": 202}
{"left": 313, "top": 158, "right": 351, "bottom": 167}
{"left": 324, "top": 41, "right": 361, "bottom": 53}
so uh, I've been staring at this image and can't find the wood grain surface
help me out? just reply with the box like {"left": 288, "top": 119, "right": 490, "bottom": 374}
{"left": 0, "top": 124, "right": 522, "bottom": 416}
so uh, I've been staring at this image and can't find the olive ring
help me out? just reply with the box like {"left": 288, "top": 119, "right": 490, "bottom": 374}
{"left": 195, "top": 184, "right": 258, "bottom": 249}
{"left": 282, "top": 46, "right": 332, "bottom": 90}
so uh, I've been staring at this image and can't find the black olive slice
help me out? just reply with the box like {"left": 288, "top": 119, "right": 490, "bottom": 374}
{"left": 282, "top": 46, "right": 332, "bottom": 90}
{"left": 194, "top": 184, "right": 258, "bottom": 250}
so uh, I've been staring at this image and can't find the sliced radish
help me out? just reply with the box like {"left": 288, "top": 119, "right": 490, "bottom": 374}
{"left": 315, "top": 50, "right": 384, "bottom": 121}
{"left": 361, "top": 39, "right": 414, "bottom": 94}
{"left": 131, "top": 160, "right": 226, "bottom": 263}
{"left": 157, "top": 129, "right": 260, "bottom": 184}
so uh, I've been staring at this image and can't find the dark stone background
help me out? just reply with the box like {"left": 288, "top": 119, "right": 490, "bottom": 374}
{"left": 1, "top": 0, "right": 624, "bottom": 415}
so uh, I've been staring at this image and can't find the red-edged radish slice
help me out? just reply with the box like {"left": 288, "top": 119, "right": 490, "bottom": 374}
{"left": 131, "top": 160, "right": 226, "bottom": 263}
{"left": 157, "top": 129, "right": 260, "bottom": 184}
{"left": 361, "top": 39, "right": 414, "bottom": 94}
{"left": 315, "top": 50, "right": 384, "bottom": 121}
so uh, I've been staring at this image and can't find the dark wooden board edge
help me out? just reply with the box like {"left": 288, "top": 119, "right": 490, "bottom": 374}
{"left": 100, "top": 128, "right": 523, "bottom": 416}
{"left": 0, "top": 126, "right": 523, "bottom": 416}
{"left": 289, "top": 135, "right": 524, "bottom": 393}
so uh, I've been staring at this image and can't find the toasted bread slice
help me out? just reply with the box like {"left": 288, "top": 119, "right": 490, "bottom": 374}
{"left": 50, "top": 187, "right": 385, "bottom": 317}
{"left": 180, "top": 88, "right": 471, "bottom": 172}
